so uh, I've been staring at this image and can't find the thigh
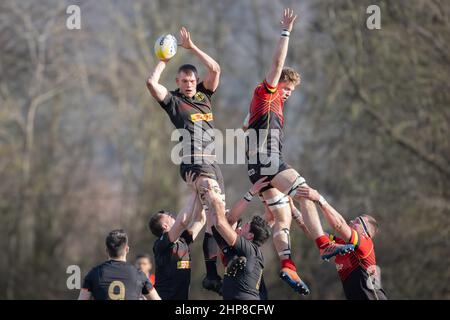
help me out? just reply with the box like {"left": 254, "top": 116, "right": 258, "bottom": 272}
{"left": 271, "top": 168, "right": 306, "bottom": 194}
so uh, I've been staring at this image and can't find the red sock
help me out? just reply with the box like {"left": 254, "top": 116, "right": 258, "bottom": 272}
{"left": 281, "top": 258, "right": 296, "bottom": 271}
{"left": 315, "top": 235, "right": 330, "bottom": 250}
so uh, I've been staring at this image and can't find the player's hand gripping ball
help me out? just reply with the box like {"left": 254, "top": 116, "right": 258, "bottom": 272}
{"left": 154, "top": 34, "right": 177, "bottom": 60}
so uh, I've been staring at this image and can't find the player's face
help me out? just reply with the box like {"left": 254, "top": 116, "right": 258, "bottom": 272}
{"left": 176, "top": 71, "right": 198, "bottom": 98}
{"left": 136, "top": 258, "right": 152, "bottom": 274}
{"left": 240, "top": 222, "right": 252, "bottom": 240}
{"left": 161, "top": 213, "right": 175, "bottom": 231}
{"left": 350, "top": 217, "right": 366, "bottom": 236}
{"left": 279, "top": 81, "right": 296, "bottom": 102}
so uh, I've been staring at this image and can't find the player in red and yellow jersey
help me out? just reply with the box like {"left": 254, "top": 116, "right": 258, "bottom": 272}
{"left": 297, "top": 186, "right": 388, "bottom": 300}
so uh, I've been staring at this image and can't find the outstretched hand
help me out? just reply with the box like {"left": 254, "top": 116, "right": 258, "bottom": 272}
{"left": 249, "top": 177, "right": 270, "bottom": 196}
{"left": 200, "top": 180, "right": 222, "bottom": 206}
{"left": 185, "top": 171, "right": 197, "bottom": 192}
{"left": 179, "top": 27, "right": 195, "bottom": 49}
{"left": 280, "top": 8, "right": 298, "bottom": 32}
{"left": 296, "top": 186, "right": 321, "bottom": 202}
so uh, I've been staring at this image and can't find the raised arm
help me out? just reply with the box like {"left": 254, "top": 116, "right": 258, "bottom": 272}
{"left": 227, "top": 177, "right": 270, "bottom": 225}
{"left": 297, "top": 186, "right": 352, "bottom": 241}
{"left": 289, "top": 197, "right": 313, "bottom": 240}
{"left": 204, "top": 186, "right": 238, "bottom": 247}
{"left": 265, "top": 8, "right": 297, "bottom": 88}
{"left": 146, "top": 60, "right": 169, "bottom": 102}
{"left": 179, "top": 27, "right": 221, "bottom": 92}
{"left": 185, "top": 195, "right": 206, "bottom": 241}
{"left": 167, "top": 172, "right": 199, "bottom": 243}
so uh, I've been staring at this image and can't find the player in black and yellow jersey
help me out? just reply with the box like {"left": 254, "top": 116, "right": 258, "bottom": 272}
{"left": 148, "top": 172, "right": 206, "bottom": 300}
{"left": 146, "top": 27, "right": 223, "bottom": 294}
{"left": 78, "top": 229, "right": 161, "bottom": 300}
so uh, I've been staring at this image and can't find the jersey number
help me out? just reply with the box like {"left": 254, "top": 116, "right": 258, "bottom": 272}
{"left": 108, "top": 281, "right": 125, "bottom": 300}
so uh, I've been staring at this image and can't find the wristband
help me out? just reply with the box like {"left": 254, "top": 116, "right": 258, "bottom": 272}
{"left": 318, "top": 195, "right": 327, "bottom": 207}
{"left": 281, "top": 30, "right": 290, "bottom": 37}
{"left": 243, "top": 191, "right": 254, "bottom": 202}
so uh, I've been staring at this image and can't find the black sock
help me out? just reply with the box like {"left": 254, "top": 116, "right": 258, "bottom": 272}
{"left": 203, "top": 232, "right": 219, "bottom": 279}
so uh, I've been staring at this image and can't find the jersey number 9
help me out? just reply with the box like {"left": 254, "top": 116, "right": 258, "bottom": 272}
{"left": 108, "top": 281, "right": 126, "bottom": 300}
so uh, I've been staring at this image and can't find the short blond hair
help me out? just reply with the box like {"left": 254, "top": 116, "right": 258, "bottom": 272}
{"left": 280, "top": 67, "right": 301, "bottom": 86}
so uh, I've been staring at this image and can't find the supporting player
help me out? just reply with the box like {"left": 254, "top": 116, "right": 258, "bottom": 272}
{"left": 78, "top": 229, "right": 161, "bottom": 300}
{"left": 146, "top": 27, "right": 224, "bottom": 293}
{"left": 245, "top": 8, "right": 354, "bottom": 295}
{"left": 215, "top": 177, "right": 271, "bottom": 299}
{"left": 202, "top": 180, "right": 272, "bottom": 300}
{"left": 296, "top": 186, "right": 388, "bottom": 300}
{"left": 148, "top": 172, "right": 206, "bottom": 300}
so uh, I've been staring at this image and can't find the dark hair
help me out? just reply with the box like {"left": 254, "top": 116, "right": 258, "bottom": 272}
{"left": 178, "top": 64, "right": 198, "bottom": 77}
{"left": 148, "top": 210, "right": 168, "bottom": 237}
{"left": 249, "top": 216, "right": 271, "bottom": 247}
{"left": 105, "top": 229, "right": 128, "bottom": 258}
{"left": 136, "top": 253, "right": 152, "bottom": 263}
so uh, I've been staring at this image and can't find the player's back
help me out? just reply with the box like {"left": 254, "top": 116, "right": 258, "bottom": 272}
{"left": 83, "top": 260, "right": 149, "bottom": 300}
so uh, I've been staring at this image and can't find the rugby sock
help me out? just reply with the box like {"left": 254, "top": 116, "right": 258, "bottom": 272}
{"left": 203, "top": 232, "right": 219, "bottom": 279}
{"left": 281, "top": 258, "right": 297, "bottom": 271}
{"left": 315, "top": 234, "right": 331, "bottom": 249}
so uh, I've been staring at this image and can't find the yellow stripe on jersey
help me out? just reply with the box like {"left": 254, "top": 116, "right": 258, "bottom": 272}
{"left": 191, "top": 113, "right": 213, "bottom": 122}
{"left": 351, "top": 229, "right": 359, "bottom": 247}
{"left": 264, "top": 82, "right": 277, "bottom": 93}
{"left": 177, "top": 261, "right": 191, "bottom": 269}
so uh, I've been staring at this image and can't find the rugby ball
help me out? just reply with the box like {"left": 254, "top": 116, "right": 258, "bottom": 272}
{"left": 154, "top": 34, "right": 177, "bottom": 60}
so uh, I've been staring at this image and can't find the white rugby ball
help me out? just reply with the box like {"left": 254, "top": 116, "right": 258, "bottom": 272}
{"left": 154, "top": 34, "right": 177, "bottom": 60}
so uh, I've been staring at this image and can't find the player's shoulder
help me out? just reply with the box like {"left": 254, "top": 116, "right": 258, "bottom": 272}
{"left": 253, "top": 80, "right": 278, "bottom": 97}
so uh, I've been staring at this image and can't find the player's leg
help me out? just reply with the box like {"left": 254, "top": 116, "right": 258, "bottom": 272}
{"left": 271, "top": 168, "right": 355, "bottom": 260}
{"left": 195, "top": 174, "right": 223, "bottom": 295}
{"left": 261, "top": 188, "right": 309, "bottom": 295}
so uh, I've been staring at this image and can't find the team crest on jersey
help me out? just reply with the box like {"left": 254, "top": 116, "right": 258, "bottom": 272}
{"left": 191, "top": 113, "right": 213, "bottom": 122}
{"left": 194, "top": 92, "right": 206, "bottom": 102}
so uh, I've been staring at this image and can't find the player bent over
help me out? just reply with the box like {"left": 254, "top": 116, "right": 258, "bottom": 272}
{"left": 146, "top": 27, "right": 224, "bottom": 293}
{"left": 148, "top": 172, "right": 206, "bottom": 300}
{"left": 245, "top": 8, "right": 353, "bottom": 295}
{"left": 297, "top": 186, "right": 388, "bottom": 300}
{"left": 78, "top": 229, "right": 161, "bottom": 300}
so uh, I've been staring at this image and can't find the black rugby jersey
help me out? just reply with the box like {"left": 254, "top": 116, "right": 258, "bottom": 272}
{"left": 159, "top": 82, "right": 216, "bottom": 160}
{"left": 82, "top": 260, "right": 153, "bottom": 300}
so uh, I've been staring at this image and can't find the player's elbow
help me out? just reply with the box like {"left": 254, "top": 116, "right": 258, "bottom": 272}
{"left": 210, "top": 63, "right": 221, "bottom": 75}
{"left": 146, "top": 77, "right": 155, "bottom": 89}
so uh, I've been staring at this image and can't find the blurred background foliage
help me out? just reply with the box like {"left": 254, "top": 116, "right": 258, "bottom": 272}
{"left": 0, "top": 0, "right": 448, "bottom": 299}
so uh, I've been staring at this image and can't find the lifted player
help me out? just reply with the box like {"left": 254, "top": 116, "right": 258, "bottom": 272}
{"left": 78, "top": 229, "right": 161, "bottom": 300}
{"left": 244, "top": 8, "right": 354, "bottom": 295}
{"left": 148, "top": 172, "right": 205, "bottom": 300}
{"left": 297, "top": 186, "right": 388, "bottom": 300}
{"left": 146, "top": 27, "right": 223, "bottom": 293}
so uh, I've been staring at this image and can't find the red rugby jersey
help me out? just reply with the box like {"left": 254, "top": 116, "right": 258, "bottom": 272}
{"left": 330, "top": 229, "right": 377, "bottom": 282}
{"left": 248, "top": 80, "right": 285, "bottom": 155}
